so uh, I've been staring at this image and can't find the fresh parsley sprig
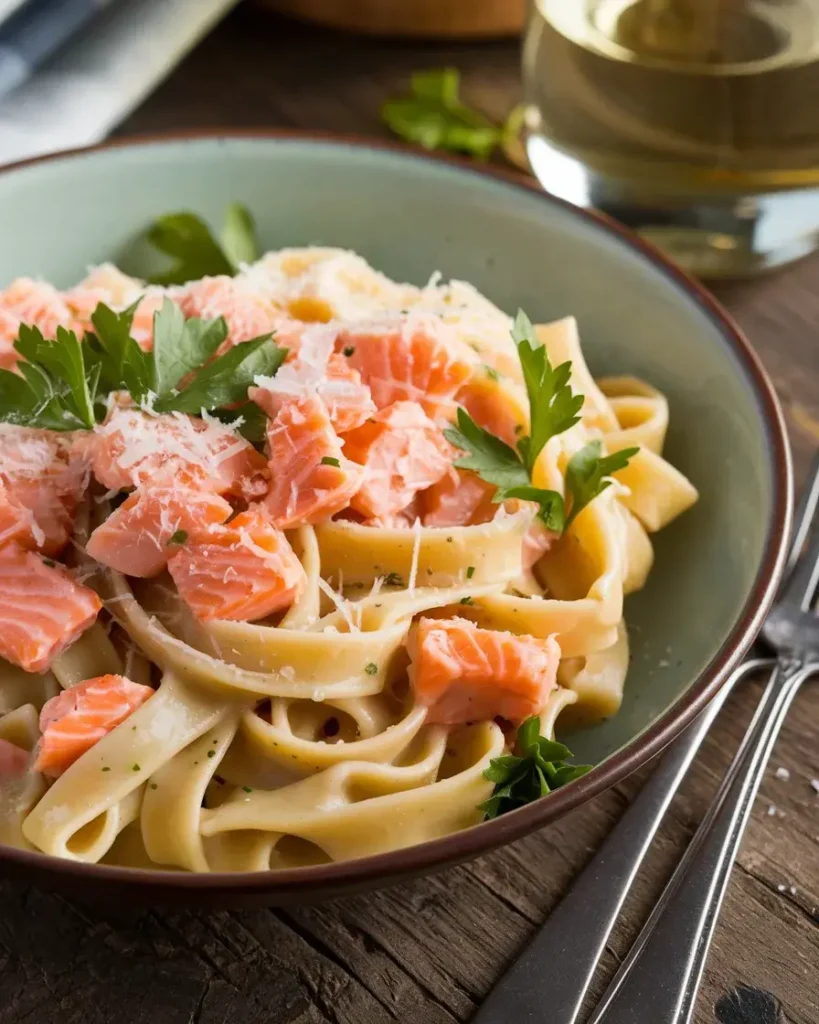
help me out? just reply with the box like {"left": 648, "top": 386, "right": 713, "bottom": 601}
{"left": 87, "top": 298, "right": 286, "bottom": 415}
{"left": 0, "top": 325, "right": 100, "bottom": 431}
{"left": 145, "top": 202, "right": 260, "bottom": 285}
{"left": 382, "top": 69, "right": 521, "bottom": 162}
{"left": 480, "top": 716, "right": 592, "bottom": 820}
{"left": 444, "top": 309, "right": 638, "bottom": 534}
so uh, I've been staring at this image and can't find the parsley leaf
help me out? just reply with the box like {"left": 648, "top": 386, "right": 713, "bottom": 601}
{"left": 14, "top": 325, "right": 97, "bottom": 429}
{"left": 212, "top": 402, "right": 268, "bottom": 443}
{"left": 511, "top": 310, "right": 584, "bottom": 473}
{"left": 564, "top": 441, "right": 640, "bottom": 530}
{"left": 220, "top": 202, "right": 260, "bottom": 269}
{"left": 151, "top": 299, "right": 226, "bottom": 398}
{"left": 86, "top": 300, "right": 153, "bottom": 401}
{"left": 479, "top": 716, "right": 592, "bottom": 819}
{"left": 382, "top": 68, "right": 502, "bottom": 160}
{"left": 502, "top": 485, "right": 566, "bottom": 533}
{"left": 145, "top": 203, "right": 258, "bottom": 285}
{"left": 156, "top": 333, "right": 285, "bottom": 414}
{"left": 444, "top": 407, "right": 529, "bottom": 495}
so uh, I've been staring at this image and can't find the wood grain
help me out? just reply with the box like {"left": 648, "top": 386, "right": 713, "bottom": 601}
{"left": 1, "top": 8, "right": 817, "bottom": 1024}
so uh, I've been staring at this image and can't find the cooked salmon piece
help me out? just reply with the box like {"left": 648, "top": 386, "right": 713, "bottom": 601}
{"left": 411, "top": 617, "right": 560, "bottom": 726}
{"left": 0, "top": 278, "right": 78, "bottom": 368}
{"left": 0, "top": 547, "right": 102, "bottom": 673}
{"left": 457, "top": 373, "right": 527, "bottom": 447}
{"left": 421, "top": 468, "right": 497, "bottom": 528}
{"left": 92, "top": 407, "right": 268, "bottom": 499}
{"left": 264, "top": 395, "right": 365, "bottom": 528}
{"left": 34, "top": 674, "right": 154, "bottom": 777}
{"left": 0, "top": 738, "right": 29, "bottom": 776}
{"left": 0, "top": 482, "right": 36, "bottom": 549}
{"left": 361, "top": 495, "right": 421, "bottom": 530}
{"left": 337, "top": 316, "right": 474, "bottom": 420}
{"left": 176, "top": 275, "right": 281, "bottom": 354}
{"left": 251, "top": 324, "right": 375, "bottom": 434}
{"left": 85, "top": 484, "right": 232, "bottom": 578}
{"left": 343, "top": 401, "right": 452, "bottom": 519}
{"left": 167, "top": 507, "right": 307, "bottom": 621}
{"left": 0, "top": 426, "right": 90, "bottom": 556}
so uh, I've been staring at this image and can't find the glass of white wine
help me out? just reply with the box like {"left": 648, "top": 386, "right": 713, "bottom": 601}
{"left": 523, "top": 0, "right": 819, "bottom": 277}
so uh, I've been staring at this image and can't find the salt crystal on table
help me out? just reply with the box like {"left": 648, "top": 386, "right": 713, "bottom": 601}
{"left": 811, "top": 779, "right": 819, "bottom": 795}
{"left": 777, "top": 884, "right": 786, "bottom": 892}
{"left": 775, "top": 766, "right": 790, "bottom": 781}
{"left": 789, "top": 886, "right": 797, "bottom": 895}
{"left": 767, "top": 804, "right": 778, "bottom": 816}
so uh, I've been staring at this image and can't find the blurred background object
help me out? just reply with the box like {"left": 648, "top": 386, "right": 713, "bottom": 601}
{"left": 257, "top": 0, "right": 525, "bottom": 38}
{"left": 0, "top": 0, "right": 238, "bottom": 164}
{"left": 523, "top": 0, "right": 819, "bottom": 277}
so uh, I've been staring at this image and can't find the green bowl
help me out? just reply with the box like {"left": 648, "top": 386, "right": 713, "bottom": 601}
{"left": 0, "top": 133, "right": 791, "bottom": 905}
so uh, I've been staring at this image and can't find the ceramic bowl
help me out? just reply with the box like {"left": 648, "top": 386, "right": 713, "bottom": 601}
{"left": 0, "top": 133, "right": 791, "bottom": 905}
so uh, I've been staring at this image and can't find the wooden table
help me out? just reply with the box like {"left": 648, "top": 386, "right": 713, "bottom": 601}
{"left": 2, "top": 8, "right": 818, "bottom": 1023}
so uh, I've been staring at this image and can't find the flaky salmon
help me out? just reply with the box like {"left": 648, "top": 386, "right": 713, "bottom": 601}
{"left": 176, "top": 275, "right": 282, "bottom": 354}
{"left": 337, "top": 316, "right": 474, "bottom": 420}
{"left": 421, "top": 468, "right": 497, "bottom": 528}
{"left": 168, "top": 507, "right": 307, "bottom": 621}
{"left": 85, "top": 484, "right": 232, "bottom": 578}
{"left": 34, "top": 674, "right": 154, "bottom": 777}
{"left": 264, "top": 395, "right": 365, "bottom": 528}
{"left": 343, "top": 401, "right": 452, "bottom": 519}
{"left": 92, "top": 407, "right": 268, "bottom": 500}
{"left": 0, "top": 426, "right": 90, "bottom": 556}
{"left": 0, "top": 547, "right": 102, "bottom": 673}
{"left": 411, "top": 617, "right": 560, "bottom": 725}
{"left": 0, "top": 278, "right": 78, "bottom": 369}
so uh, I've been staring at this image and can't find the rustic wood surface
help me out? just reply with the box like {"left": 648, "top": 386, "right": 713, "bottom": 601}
{"left": 2, "top": 7, "right": 818, "bottom": 1023}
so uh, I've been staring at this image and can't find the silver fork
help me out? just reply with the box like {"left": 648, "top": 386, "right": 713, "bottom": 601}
{"left": 472, "top": 453, "right": 819, "bottom": 1024}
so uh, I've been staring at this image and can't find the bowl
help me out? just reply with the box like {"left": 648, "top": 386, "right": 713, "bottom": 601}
{"left": 0, "top": 132, "right": 791, "bottom": 905}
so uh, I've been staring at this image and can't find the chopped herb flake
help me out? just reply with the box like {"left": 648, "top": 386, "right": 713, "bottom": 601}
{"left": 101, "top": 766, "right": 110, "bottom": 772}
{"left": 385, "top": 572, "right": 404, "bottom": 587}
{"left": 167, "top": 529, "right": 188, "bottom": 546}
{"left": 150, "top": 783, "right": 158, "bottom": 790}
{"left": 132, "top": 763, "right": 140, "bottom": 772}
{"left": 321, "top": 456, "right": 341, "bottom": 467}
{"left": 343, "top": 346, "right": 355, "bottom": 357}
{"left": 466, "top": 566, "right": 475, "bottom": 579}
{"left": 243, "top": 786, "right": 253, "bottom": 794}
{"left": 460, "top": 596, "right": 474, "bottom": 605}
{"left": 365, "top": 663, "right": 378, "bottom": 676}
{"left": 207, "top": 750, "right": 216, "bottom": 758}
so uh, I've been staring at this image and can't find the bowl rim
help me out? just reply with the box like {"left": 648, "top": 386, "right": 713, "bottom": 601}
{"left": 0, "top": 129, "right": 792, "bottom": 895}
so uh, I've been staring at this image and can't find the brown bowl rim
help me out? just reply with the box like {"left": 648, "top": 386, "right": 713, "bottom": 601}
{"left": 0, "top": 129, "right": 793, "bottom": 896}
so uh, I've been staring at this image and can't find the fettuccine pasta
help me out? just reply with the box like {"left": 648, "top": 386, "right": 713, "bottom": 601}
{"left": 0, "top": 244, "right": 698, "bottom": 871}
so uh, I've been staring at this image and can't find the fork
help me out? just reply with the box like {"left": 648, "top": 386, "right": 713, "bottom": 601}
{"left": 472, "top": 453, "right": 819, "bottom": 1024}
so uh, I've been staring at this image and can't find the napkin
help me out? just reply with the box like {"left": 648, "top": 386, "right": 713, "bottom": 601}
{"left": 0, "top": 0, "right": 239, "bottom": 164}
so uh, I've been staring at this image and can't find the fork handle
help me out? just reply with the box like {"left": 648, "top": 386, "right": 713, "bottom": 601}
{"left": 589, "top": 657, "right": 819, "bottom": 1024}
{"left": 469, "top": 657, "right": 770, "bottom": 1024}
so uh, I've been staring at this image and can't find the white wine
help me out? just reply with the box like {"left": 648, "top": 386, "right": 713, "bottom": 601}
{"left": 523, "top": 0, "right": 819, "bottom": 275}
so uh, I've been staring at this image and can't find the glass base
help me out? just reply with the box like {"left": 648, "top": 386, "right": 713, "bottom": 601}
{"left": 526, "top": 135, "right": 819, "bottom": 279}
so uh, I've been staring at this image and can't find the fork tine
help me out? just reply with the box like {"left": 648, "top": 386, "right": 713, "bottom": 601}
{"left": 785, "top": 450, "right": 819, "bottom": 576}
{"left": 777, "top": 488, "right": 819, "bottom": 614}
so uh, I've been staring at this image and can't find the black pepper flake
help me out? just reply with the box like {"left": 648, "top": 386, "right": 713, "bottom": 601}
{"left": 343, "top": 346, "right": 355, "bottom": 357}
{"left": 150, "top": 783, "right": 158, "bottom": 790}
{"left": 101, "top": 766, "right": 110, "bottom": 772}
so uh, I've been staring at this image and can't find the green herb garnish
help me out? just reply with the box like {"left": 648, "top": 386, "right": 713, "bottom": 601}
{"left": 382, "top": 69, "right": 509, "bottom": 161}
{"left": 145, "top": 202, "right": 259, "bottom": 285}
{"left": 242, "top": 786, "right": 253, "bottom": 794}
{"left": 459, "top": 596, "right": 474, "bottom": 605}
{"left": 0, "top": 325, "right": 100, "bottom": 431}
{"left": 445, "top": 309, "right": 638, "bottom": 534}
{"left": 466, "top": 566, "right": 475, "bottom": 579}
{"left": 167, "top": 529, "right": 188, "bottom": 546}
{"left": 384, "top": 572, "right": 404, "bottom": 587}
{"left": 321, "top": 456, "right": 341, "bottom": 467}
{"left": 132, "top": 763, "right": 140, "bottom": 772}
{"left": 479, "top": 716, "right": 592, "bottom": 819}
{"left": 364, "top": 663, "right": 378, "bottom": 676}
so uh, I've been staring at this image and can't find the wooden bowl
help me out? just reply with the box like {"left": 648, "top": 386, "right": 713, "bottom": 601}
{"left": 258, "top": 0, "right": 526, "bottom": 38}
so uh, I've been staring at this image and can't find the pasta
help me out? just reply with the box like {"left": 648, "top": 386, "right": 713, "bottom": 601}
{"left": 0, "top": 244, "right": 698, "bottom": 872}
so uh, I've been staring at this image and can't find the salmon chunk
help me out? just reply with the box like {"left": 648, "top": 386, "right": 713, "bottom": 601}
{"left": 0, "top": 547, "right": 102, "bottom": 673}
{"left": 0, "top": 426, "right": 90, "bottom": 556}
{"left": 176, "top": 275, "right": 281, "bottom": 353}
{"left": 92, "top": 407, "right": 268, "bottom": 499}
{"left": 421, "top": 468, "right": 497, "bottom": 528}
{"left": 85, "top": 484, "right": 232, "bottom": 578}
{"left": 264, "top": 396, "right": 365, "bottom": 528}
{"left": 34, "top": 674, "right": 154, "bottom": 777}
{"left": 251, "top": 324, "right": 375, "bottom": 434}
{"left": 457, "top": 374, "right": 527, "bottom": 447}
{"left": 411, "top": 616, "right": 560, "bottom": 725}
{"left": 338, "top": 317, "right": 474, "bottom": 420}
{"left": 0, "top": 278, "right": 77, "bottom": 368}
{"left": 0, "top": 738, "right": 29, "bottom": 776}
{"left": 343, "top": 401, "right": 452, "bottom": 519}
{"left": 168, "top": 507, "right": 307, "bottom": 621}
